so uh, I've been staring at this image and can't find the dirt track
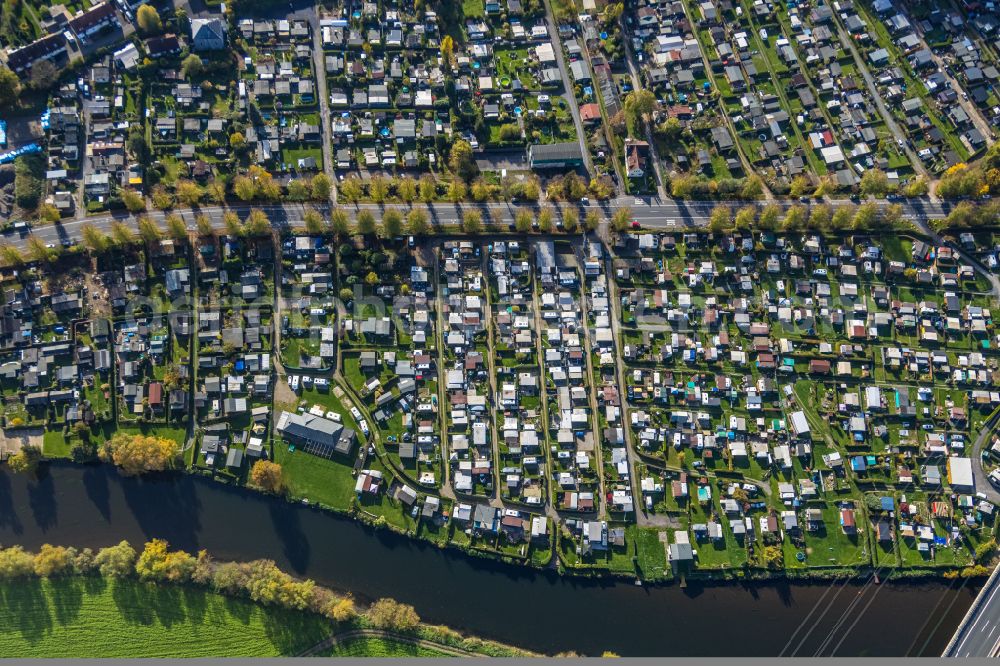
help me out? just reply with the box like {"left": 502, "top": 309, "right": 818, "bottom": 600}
{"left": 0, "top": 426, "right": 44, "bottom": 458}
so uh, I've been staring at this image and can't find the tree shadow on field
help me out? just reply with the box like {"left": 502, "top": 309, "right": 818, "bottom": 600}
{"left": 261, "top": 605, "right": 332, "bottom": 656}
{"left": 148, "top": 583, "right": 184, "bottom": 628}
{"left": 0, "top": 577, "right": 53, "bottom": 643}
{"left": 49, "top": 578, "right": 84, "bottom": 627}
{"left": 181, "top": 585, "right": 208, "bottom": 626}
{"left": 223, "top": 595, "right": 253, "bottom": 625}
{"left": 112, "top": 579, "right": 155, "bottom": 626}
{"left": 112, "top": 579, "right": 185, "bottom": 628}
{"left": 82, "top": 575, "right": 108, "bottom": 597}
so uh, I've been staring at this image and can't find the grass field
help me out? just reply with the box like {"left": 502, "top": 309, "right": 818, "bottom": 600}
{"left": 273, "top": 442, "right": 357, "bottom": 510}
{"left": 316, "top": 636, "right": 452, "bottom": 657}
{"left": 0, "top": 578, "right": 332, "bottom": 657}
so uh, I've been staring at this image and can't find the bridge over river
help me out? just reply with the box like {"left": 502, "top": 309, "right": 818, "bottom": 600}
{"left": 944, "top": 564, "right": 1000, "bottom": 656}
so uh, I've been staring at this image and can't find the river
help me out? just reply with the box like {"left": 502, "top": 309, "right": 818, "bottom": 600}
{"left": 0, "top": 463, "right": 977, "bottom": 656}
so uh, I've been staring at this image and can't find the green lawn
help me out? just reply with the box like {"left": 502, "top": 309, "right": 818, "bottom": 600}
{"left": 274, "top": 443, "right": 357, "bottom": 510}
{"left": 281, "top": 147, "right": 323, "bottom": 171}
{"left": 461, "top": 0, "right": 484, "bottom": 18}
{"left": 117, "top": 425, "right": 187, "bottom": 446}
{"left": 627, "top": 526, "right": 669, "bottom": 580}
{"left": 0, "top": 578, "right": 332, "bottom": 657}
{"left": 42, "top": 431, "right": 71, "bottom": 458}
{"left": 317, "top": 636, "right": 452, "bottom": 657}
{"left": 800, "top": 503, "right": 870, "bottom": 568}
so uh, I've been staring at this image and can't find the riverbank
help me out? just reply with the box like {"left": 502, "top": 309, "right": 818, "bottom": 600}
{"left": 0, "top": 542, "right": 533, "bottom": 658}
{"left": 0, "top": 463, "right": 977, "bottom": 656}
{"left": 0, "top": 577, "right": 329, "bottom": 657}
{"left": 0, "top": 578, "right": 528, "bottom": 658}
{"left": 185, "top": 454, "right": 992, "bottom": 586}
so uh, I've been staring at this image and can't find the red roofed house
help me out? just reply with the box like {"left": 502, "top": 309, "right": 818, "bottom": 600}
{"left": 68, "top": 2, "right": 117, "bottom": 44}
{"left": 147, "top": 382, "right": 163, "bottom": 412}
{"left": 580, "top": 103, "right": 601, "bottom": 125}
{"left": 625, "top": 139, "right": 649, "bottom": 179}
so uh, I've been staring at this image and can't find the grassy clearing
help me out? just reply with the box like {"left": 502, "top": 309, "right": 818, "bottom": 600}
{"left": 0, "top": 578, "right": 332, "bottom": 657}
{"left": 273, "top": 443, "right": 357, "bottom": 510}
{"left": 316, "top": 636, "right": 452, "bottom": 657}
{"left": 628, "top": 526, "right": 669, "bottom": 580}
{"left": 42, "top": 431, "right": 71, "bottom": 458}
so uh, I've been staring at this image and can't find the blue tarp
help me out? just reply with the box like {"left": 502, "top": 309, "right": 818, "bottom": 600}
{"left": 0, "top": 142, "right": 41, "bottom": 165}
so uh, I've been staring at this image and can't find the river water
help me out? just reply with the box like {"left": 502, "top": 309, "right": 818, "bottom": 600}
{"left": 0, "top": 463, "right": 977, "bottom": 656}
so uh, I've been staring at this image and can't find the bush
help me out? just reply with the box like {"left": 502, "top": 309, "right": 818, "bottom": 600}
{"left": 326, "top": 597, "right": 357, "bottom": 622}
{"left": 13, "top": 153, "right": 44, "bottom": 209}
{"left": 368, "top": 598, "right": 421, "bottom": 631}
{"left": 94, "top": 541, "right": 138, "bottom": 577}
{"left": 7, "top": 444, "right": 42, "bottom": 474}
{"left": 0, "top": 546, "right": 37, "bottom": 578}
{"left": 250, "top": 460, "right": 284, "bottom": 494}
{"left": 975, "top": 538, "right": 996, "bottom": 564}
{"left": 241, "top": 559, "right": 317, "bottom": 611}
{"left": 135, "top": 538, "right": 197, "bottom": 582}
{"left": 100, "top": 433, "right": 179, "bottom": 475}
{"left": 33, "top": 544, "right": 75, "bottom": 577}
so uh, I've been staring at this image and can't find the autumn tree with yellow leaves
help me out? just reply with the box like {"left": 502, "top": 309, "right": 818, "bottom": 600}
{"left": 135, "top": 538, "right": 198, "bottom": 582}
{"left": 250, "top": 460, "right": 284, "bottom": 494}
{"left": 100, "top": 433, "right": 179, "bottom": 475}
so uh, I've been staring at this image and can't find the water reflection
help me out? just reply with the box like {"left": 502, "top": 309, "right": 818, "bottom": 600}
{"left": 0, "top": 463, "right": 976, "bottom": 657}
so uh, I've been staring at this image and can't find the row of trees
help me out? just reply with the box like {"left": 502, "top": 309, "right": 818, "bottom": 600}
{"left": 338, "top": 172, "right": 552, "bottom": 205}
{"left": 6, "top": 197, "right": 1000, "bottom": 272}
{"left": 120, "top": 170, "right": 333, "bottom": 214}
{"left": 6, "top": 432, "right": 182, "bottom": 477}
{"left": 669, "top": 169, "right": 929, "bottom": 201}
{"left": 466, "top": 206, "right": 604, "bottom": 235}
{"left": 298, "top": 205, "right": 605, "bottom": 238}
{"left": 935, "top": 144, "right": 1000, "bottom": 200}
{"left": 669, "top": 173, "right": 765, "bottom": 201}
{"left": 334, "top": 136, "right": 601, "bottom": 205}
{"left": 932, "top": 199, "right": 1000, "bottom": 232}
{"left": 703, "top": 201, "right": 912, "bottom": 233}
{"left": 99, "top": 433, "right": 180, "bottom": 476}
{"left": 0, "top": 539, "right": 422, "bottom": 629}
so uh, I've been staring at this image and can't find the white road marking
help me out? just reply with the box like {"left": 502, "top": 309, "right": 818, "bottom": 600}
{"left": 956, "top": 577, "right": 1000, "bottom": 653}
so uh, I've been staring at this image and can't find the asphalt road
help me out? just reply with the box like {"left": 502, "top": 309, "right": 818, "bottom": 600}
{"left": 831, "top": 12, "right": 930, "bottom": 179}
{"left": 8, "top": 196, "right": 958, "bottom": 249}
{"left": 540, "top": 0, "right": 594, "bottom": 177}
{"left": 971, "top": 409, "right": 1000, "bottom": 503}
{"left": 945, "top": 567, "right": 1000, "bottom": 656}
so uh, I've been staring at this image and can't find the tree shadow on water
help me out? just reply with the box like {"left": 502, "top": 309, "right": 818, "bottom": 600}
{"left": 118, "top": 472, "right": 203, "bottom": 552}
{"left": 0, "top": 471, "right": 23, "bottom": 535}
{"left": 27, "top": 468, "right": 57, "bottom": 532}
{"left": 82, "top": 465, "right": 112, "bottom": 521}
{"left": 269, "top": 501, "right": 310, "bottom": 574}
